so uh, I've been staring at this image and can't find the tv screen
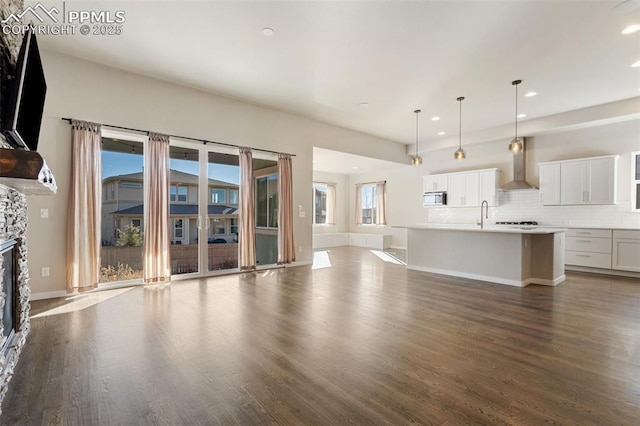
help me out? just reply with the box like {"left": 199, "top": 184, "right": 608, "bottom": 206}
{"left": 3, "top": 29, "right": 47, "bottom": 151}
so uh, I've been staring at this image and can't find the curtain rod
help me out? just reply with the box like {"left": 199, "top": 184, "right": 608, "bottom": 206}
{"left": 357, "top": 180, "right": 387, "bottom": 185}
{"left": 61, "top": 118, "right": 296, "bottom": 157}
{"left": 313, "top": 181, "right": 337, "bottom": 186}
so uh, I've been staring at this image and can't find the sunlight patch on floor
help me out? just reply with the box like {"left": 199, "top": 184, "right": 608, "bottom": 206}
{"left": 312, "top": 250, "right": 333, "bottom": 269}
{"left": 370, "top": 250, "right": 406, "bottom": 265}
{"left": 31, "top": 287, "right": 135, "bottom": 319}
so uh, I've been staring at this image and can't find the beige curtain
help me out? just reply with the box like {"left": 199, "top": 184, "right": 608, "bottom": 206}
{"left": 355, "top": 183, "right": 363, "bottom": 225}
{"left": 239, "top": 148, "right": 256, "bottom": 270}
{"left": 277, "top": 153, "right": 296, "bottom": 264}
{"left": 143, "top": 132, "right": 171, "bottom": 283}
{"left": 326, "top": 183, "right": 336, "bottom": 225}
{"left": 67, "top": 120, "right": 102, "bottom": 293}
{"left": 376, "top": 181, "right": 387, "bottom": 225}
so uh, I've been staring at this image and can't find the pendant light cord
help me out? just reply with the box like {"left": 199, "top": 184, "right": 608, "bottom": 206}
{"left": 514, "top": 81, "right": 518, "bottom": 139}
{"left": 458, "top": 98, "right": 462, "bottom": 149}
{"left": 414, "top": 109, "right": 420, "bottom": 156}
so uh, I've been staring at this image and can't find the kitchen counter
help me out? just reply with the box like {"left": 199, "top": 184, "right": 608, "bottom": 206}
{"left": 406, "top": 225, "right": 566, "bottom": 287}
{"left": 408, "top": 223, "right": 565, "bottom": 234}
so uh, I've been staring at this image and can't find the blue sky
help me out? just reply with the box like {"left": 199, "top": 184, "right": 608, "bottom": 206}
{"left": 102, "top": 151, "right": 240, "bottom": 185}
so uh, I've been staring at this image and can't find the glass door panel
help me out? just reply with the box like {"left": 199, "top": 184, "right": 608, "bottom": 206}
{"left": 169, "top": 145, "right": 200, "bottom": 275}
{"left": 254, "top": 158, "right": 278, "bottom": 266}
{"left": 207, "top": 150, "right": 240, "bottom": 272}
{"left": 100, "top": 137, "right": 145, "bottom": 284}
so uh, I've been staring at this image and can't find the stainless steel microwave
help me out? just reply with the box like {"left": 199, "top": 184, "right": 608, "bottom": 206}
{"left": 423, "top": 191, "right": 447, "bottom": 206}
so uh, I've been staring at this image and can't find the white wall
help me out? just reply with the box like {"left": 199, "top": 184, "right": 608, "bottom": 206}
{"left": 349, "top": 119, "right": 640, "bottom": 249}
{"left": 27, "top": 50, "right": 407, "bottom": 296}
{"left": 312, "top": 171, "right": 349, "bottom": 234}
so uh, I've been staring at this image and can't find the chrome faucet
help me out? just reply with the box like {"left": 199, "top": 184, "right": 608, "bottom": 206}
{"left": 480, "top": 200, "right": 489, "bottom": 229}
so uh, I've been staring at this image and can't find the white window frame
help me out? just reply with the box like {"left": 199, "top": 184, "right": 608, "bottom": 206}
{"left": 170, "top": 185, "right": 188, "bottom": 203}
{"left": 313, "top": 183, "right": 328, "bottom": 225}
{"left": 360, "top": 184, "right": 377, "bottom": 226}
{"left": 211, "top": 187, "right": 226, "bottom": 204}
{"left": 256, "top": 173, "right": 278, "bottom": 229}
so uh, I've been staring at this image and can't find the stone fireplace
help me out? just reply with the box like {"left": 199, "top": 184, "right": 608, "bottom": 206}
{"left": 0, "top": 183, "right": 29, "bottom": 409}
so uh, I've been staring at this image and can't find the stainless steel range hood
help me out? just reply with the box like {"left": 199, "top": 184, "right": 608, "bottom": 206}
{"left": 501, "top": 137, "right": 537, "bottom": 190}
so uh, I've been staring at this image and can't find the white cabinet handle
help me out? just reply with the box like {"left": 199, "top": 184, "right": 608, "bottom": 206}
{"left": 576, "top": 231, "right": 591, "bottom": 235}
{"left": 576, "top": 240, "right": 591, "bottom": 243}
{"left": 576, "top": 254, "right": 591, "bottom": 257}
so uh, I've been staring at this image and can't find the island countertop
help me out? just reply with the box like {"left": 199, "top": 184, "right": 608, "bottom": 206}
{"left": 403, "top": 223, "right": 567, "bottom": 235}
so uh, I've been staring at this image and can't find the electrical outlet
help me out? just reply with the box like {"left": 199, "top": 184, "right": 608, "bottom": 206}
{"left": 298, "top": 246, "right": 302, "bottom": 253}
{"left": 40, "top": 208, "right": 49, "bottom": 219}
{"left": 299, "top": 211, "right": 305, "bottom": 218}
{"left": 41, "top": 267, "right": 50, "bottom": 277}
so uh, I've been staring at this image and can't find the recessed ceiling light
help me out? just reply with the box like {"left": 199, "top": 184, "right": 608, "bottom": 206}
{"left": 262, "top": 27, "right": 275, "bottom": 36}
{"left": 632, "top": 60, "right": 640, "bottom": 68}
{"left": 431, "top": 116, "right": 440, "bottom": 121}
{"left": 524, "top": 91, "right": 537, "bottom": 97}
{"left": 517, "top": 113, "right": 527, "bottom": 118}
{"left": 358, "top": 102, "right": 369, "bottom": 108}
{"left": 352, "top": 166, "right": 359, "bottom": 170}
{"left": 438, "top": 131, "right": 446, "bottom": 135}
{"left": 622, "top": 24, "right": 640, "bottom": 34}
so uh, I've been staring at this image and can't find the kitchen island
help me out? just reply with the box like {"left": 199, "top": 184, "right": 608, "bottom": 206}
{"left": 406, "top": 225, "right": 566, "bottom": 287}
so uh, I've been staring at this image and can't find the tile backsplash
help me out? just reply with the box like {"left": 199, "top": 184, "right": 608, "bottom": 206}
{"left": 427, "top": 189, "right": 640, "bottom": 229}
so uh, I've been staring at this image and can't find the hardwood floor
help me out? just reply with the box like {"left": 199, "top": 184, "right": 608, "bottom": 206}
{"left": 2, "top": 246, "right": 640, "bottom": 425}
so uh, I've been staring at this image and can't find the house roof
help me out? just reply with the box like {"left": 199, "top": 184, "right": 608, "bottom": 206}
{"left": 103, "top": 169, "right": 238, "bottom": 188}
{"left": 112, "top": 204, "right": 238, "bottom": 216}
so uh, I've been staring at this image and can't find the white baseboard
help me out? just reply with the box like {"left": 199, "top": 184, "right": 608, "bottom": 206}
{"left": 287, "top": 261, "right": 313, "bottom": 268}
{"left": 30, "top": 290, "right": 68, "bottom": 301}
{"left": 390, "top": 245, "right": 407, "bottom": 250}
{"left": 566, "top": 265, "right": 640, "bottom": 279}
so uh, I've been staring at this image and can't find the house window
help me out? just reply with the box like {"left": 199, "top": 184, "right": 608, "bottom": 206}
{"left": 211, "top": 188, "right": 226, "bottom": 204}
{"left": 111, "top": 184, "right": 115, "bottom": 200}
{"left": 170, "top": 185, "right": 187, "bottom": 202}
{"left": 230, "top": 218, "right": 238, "bottom": 235}
{"left": 256, "top": 174, "right": 278, "bottom": 228}
{"left": 313, "top": 183, "right": 327, "bottom": 225}
{"left": 360, "top": 184, "right": 377, "bottom": 225}
{"left": 229, "top": 189, "right": 239, "bottom": 205}
{"left": 174, "top": 219, "right": 184, "bottom": 239}
{"left": 121, "top": 182, "right": 142, "bottom": 188}
{"left": 211, "top": 218, "right": 226, "bottom": 235}
{"left": 132, "top": 219, "right": 141, "bottom": 228}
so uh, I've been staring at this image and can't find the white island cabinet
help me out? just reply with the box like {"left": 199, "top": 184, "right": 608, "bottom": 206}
{"left": 406, "top": 225, "right": 566, "bottom": 287}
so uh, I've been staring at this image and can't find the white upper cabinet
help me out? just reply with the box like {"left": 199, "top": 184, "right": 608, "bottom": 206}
{"left": 539, "top": 163, "right": 561, "bottom": 205}
{"left": 560, "top": 156, "right": 617, "bottom": 205}
{"left": 447, "top": 170, "right": 480, "bottom": 207}
{"left": 633, "top": 151, "right": 640, "bottom": 211}
{"left": 541, "top": 155, "right": 617, "bottom": 206}
{"left": 424, "top": 168, "right": 499, "bottom": 207}
{"left": 423, "top": 174, "right": 448, "bottom": 192}
{"left": 478, "top": 169, "right": 500, "bottom": 207}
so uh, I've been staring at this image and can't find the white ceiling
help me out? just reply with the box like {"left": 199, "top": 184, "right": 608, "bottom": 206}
{"left": 313, "top": 147, "right": 406, "bottom": 175}
{"left": 27, "top": 0, "right": 640, "bottom": 150}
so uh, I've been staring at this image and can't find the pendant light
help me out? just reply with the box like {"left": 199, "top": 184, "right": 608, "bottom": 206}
{"left": 508, "top": 79, "right": 523, "bottom": 154}
{"left": 454, "top": 96, "right": 466, "bottom": 160}
{"left": 411, "top": 109, "right": 423, "bottom": 166}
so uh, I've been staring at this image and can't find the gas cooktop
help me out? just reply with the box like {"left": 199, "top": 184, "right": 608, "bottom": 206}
{"left": 495, "top": 221, "right": 539, "bottom": 226}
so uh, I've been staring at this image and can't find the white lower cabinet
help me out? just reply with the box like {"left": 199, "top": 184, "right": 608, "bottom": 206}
{"left": 565, "top": 228, "right": 612, "bottom": 269}
{"left": 613, "top": 230, "right": 640, "bottom": 272}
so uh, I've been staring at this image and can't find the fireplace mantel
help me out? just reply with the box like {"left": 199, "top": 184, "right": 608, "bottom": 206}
{"left": 0, "top": 148, "right": 56, "bottom": 195}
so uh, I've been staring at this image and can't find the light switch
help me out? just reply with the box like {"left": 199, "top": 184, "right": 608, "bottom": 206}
{"left": 41, "top": 267, "right": 50, "bottom": 277}
{"left": 40, "top": 208, "right": 49, "bottom": 218}
{"left": 299, "top": 211, "right": 305, "bottom": 218}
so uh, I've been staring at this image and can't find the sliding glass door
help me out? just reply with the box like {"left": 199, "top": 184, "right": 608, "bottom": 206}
{"left": 206, "top": 148, "right": 240, "bottom": 272}
{"left": 168, "top": 142, "right": 201, "bottom": 276}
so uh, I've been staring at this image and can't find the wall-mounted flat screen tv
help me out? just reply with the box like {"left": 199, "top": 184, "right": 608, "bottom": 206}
{"left": 3, "top": 28, "right": 47, "bottom": 151}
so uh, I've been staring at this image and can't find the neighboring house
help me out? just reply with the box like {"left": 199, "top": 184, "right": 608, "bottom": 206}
{"left": 102, "top": 169, "right": 238, "bottom": 246}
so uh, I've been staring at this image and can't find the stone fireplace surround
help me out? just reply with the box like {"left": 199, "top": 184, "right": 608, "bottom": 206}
{"left": 0, "top": 0, "right": 29, "bottom": 412}
{"left": 0, "top": 178, "right": 29, "bottom": 412}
